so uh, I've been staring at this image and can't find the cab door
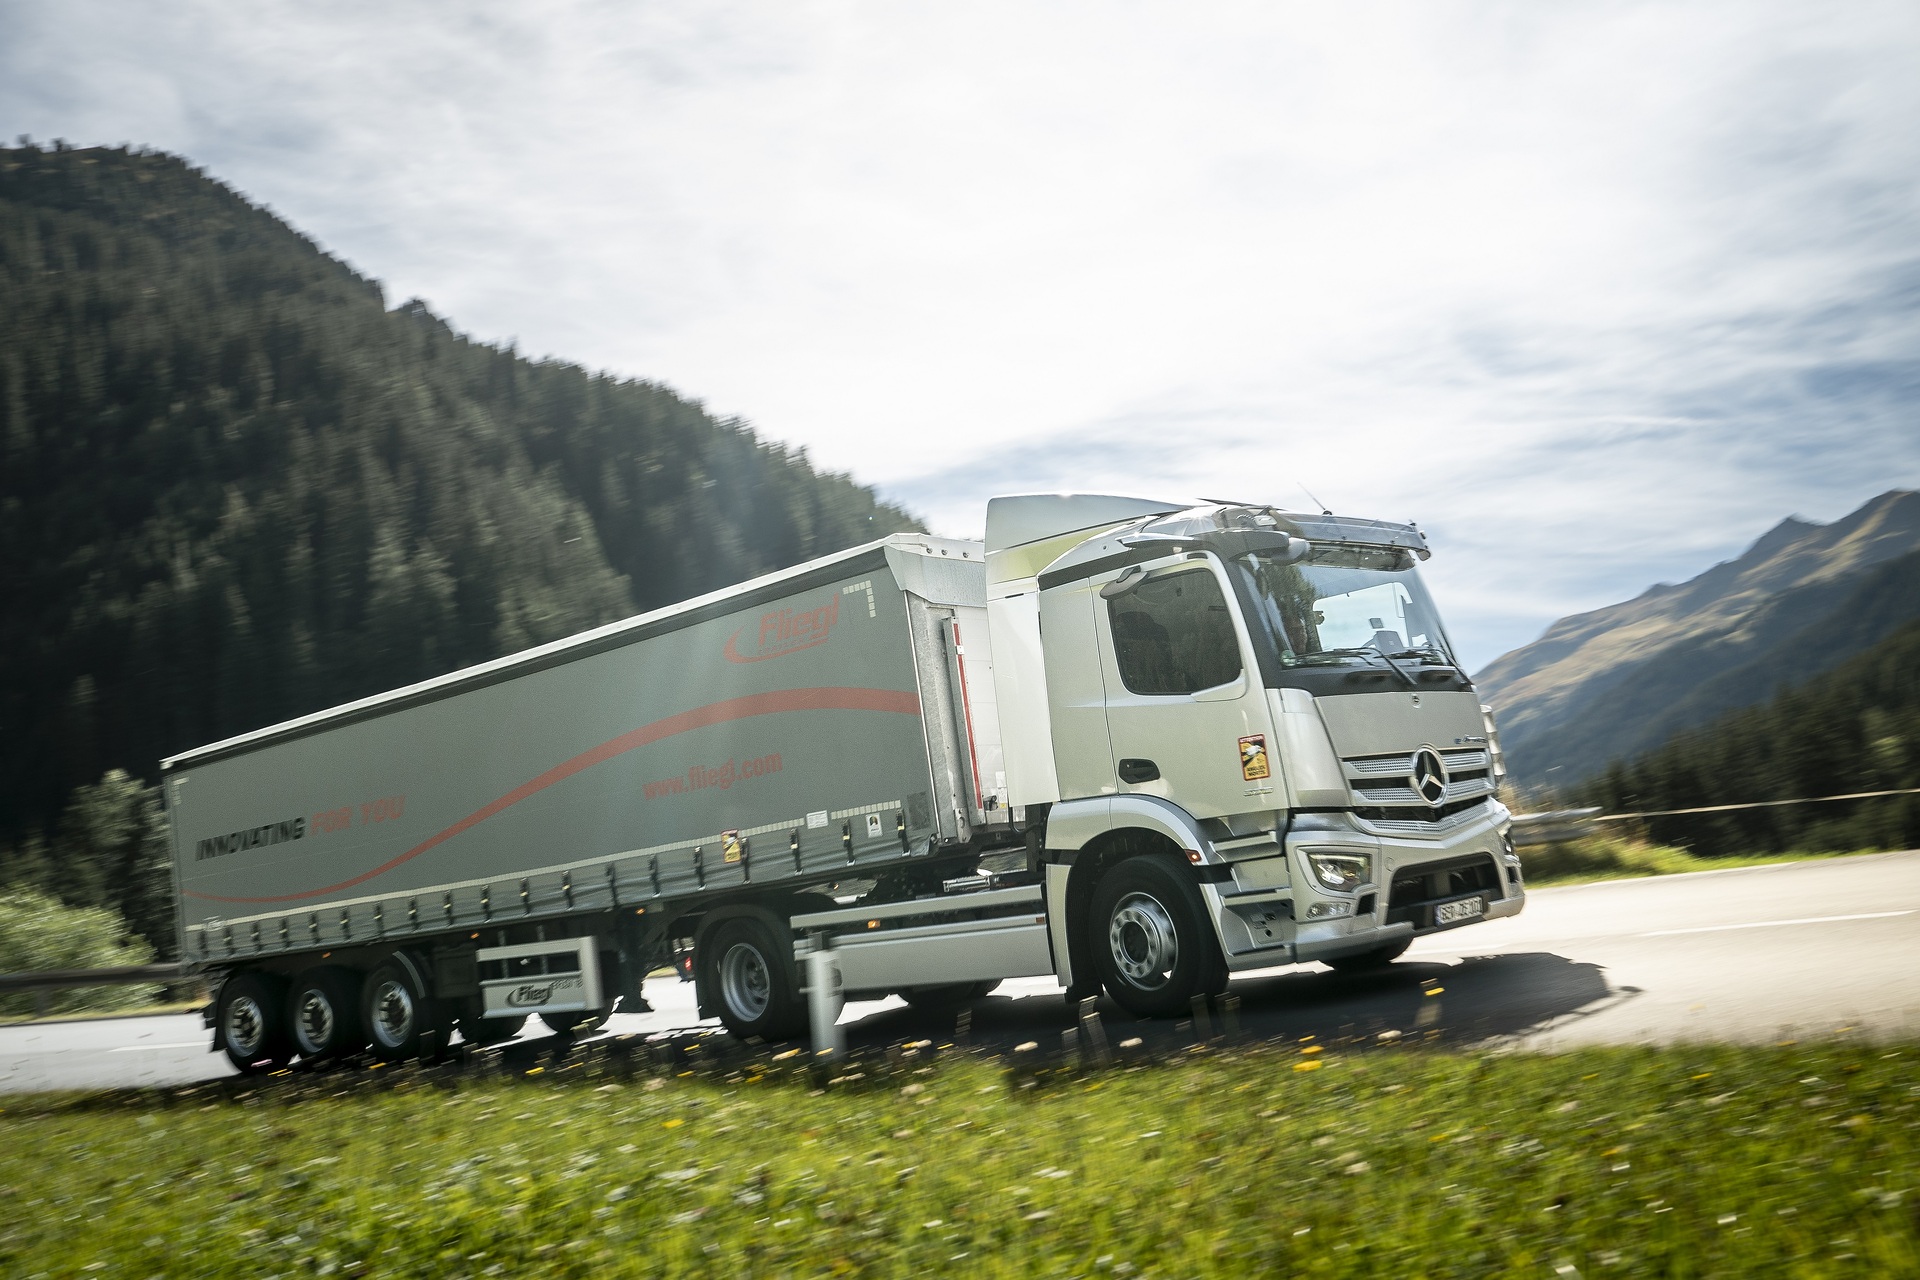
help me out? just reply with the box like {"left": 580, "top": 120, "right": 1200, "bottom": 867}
{"left": 1093, "top": 557, "right": 1277, "bottom": 819}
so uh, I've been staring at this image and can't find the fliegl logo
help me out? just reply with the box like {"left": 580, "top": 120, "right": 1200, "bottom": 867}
{"left": 723, "top": 589, "right": 842, "bottom": 663}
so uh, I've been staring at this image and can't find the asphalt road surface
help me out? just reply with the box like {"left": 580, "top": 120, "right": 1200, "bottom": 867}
{"left": 5, "top": 850, "right": 1915, "bottom": 1094}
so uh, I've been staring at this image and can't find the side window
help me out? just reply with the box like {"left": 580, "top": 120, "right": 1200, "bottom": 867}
{"left": 1108, "top": 567, "right": 1243, "bottom": 695}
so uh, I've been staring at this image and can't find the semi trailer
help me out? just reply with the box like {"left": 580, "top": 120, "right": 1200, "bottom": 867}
{"left": 164, "top": 493, "right": 1524, "bottom": 1071}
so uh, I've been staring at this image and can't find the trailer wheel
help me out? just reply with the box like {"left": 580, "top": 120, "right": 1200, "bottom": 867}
{"left": 288, "top": 967, "right": 367, "bottom": 1061}
{"left": 1323, "top": 939, "right": 1411, "bottom": 972}
{"left": 216, "top": 971, "right": 292, "bottom": 1074}
{"left": 362, "top": 956, "right": 445, "bottom": 1061}
{"left": 704, "top": 916, "right": 806, "bottom": 1040}
{"left": 1090, "top": 854, "right": 1228, "bottom": 1018}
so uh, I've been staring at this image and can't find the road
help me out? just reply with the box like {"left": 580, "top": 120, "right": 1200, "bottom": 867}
{"left": 4, "top": 850, "right": 1915, "bottom": 1094}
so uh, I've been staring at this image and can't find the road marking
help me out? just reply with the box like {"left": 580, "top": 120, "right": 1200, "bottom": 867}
{"left": 1642, "top": 910, "right": 1913, "bottom": 938}
{"left": 109, "top": 1042, "right": 208, "bottom": 1052}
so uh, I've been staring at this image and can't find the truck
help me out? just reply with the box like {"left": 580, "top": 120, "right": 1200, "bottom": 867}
{"left": 164, "top": 493, "right": 1524, "bottom": 1071}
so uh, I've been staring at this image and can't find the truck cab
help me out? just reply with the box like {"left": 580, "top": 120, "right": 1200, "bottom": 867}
{"left": 984, "top": 494, "right": 1522, "bottom": 1015}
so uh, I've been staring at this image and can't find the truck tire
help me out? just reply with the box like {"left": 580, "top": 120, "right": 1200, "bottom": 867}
{"left": 704, "top": 916, "right": 806, "bottom": 1041}
{"left": 1090, "top": 854, "right": 1229, "bottom": 1018}
{"left": 1323, "top": 939, "right": 1412, "bottom": 972}
{"left": 901, "top": 980, "right": 999, "bottom": 1011}
{"left": 216, "top": 970, "right": 292, "bottom": 1074}
{"left": 288, "top": 967, "right": 367, "bottom": 1061}
{"left": 362, "top": 955, "right": 446, "bottom": 1062}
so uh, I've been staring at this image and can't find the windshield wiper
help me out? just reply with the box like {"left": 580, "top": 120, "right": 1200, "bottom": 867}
{"left": 1386, "top": 645, "right": 1455, "bottom": 667}
{"left": 1308, "top": 645, "right": 1419, "bottom": 687}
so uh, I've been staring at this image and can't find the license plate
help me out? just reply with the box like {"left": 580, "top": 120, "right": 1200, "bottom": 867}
{"left": 1435, "top": 897, "right": 1484, "bottom": 926}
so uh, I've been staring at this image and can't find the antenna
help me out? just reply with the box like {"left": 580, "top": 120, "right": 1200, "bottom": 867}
{"left": 1298, "top": 483, "right": 1332, "bottom": 516}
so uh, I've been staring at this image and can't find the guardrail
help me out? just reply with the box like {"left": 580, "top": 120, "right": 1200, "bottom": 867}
{"left": 1508, "top": 808, "right": 1601, "bottom": 847}
{"left": 0, "top": 961, "right": 199, "bottom": 1018}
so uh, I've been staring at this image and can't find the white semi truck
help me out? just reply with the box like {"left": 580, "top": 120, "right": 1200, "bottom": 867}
{"left": 164, "top": 493, "right": 1522, "bottom": 1071}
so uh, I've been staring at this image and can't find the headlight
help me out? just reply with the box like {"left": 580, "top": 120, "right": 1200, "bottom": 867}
{"left": 1304, "top": 851, "right": 1368, "bottom": 893}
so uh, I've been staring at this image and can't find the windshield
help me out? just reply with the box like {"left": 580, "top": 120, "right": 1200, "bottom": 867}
{"left": 1228, "top": 544, "right": 1459, "bottom": 671}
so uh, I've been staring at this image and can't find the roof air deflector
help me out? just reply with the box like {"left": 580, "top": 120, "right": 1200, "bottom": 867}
{"left": 984, "top": 494, "right": 1184, "bottom": 555}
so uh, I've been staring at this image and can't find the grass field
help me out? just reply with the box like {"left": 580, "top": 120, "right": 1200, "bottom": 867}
{"left": 1, "top": 1035, "right": 1913, "bottom": 1278}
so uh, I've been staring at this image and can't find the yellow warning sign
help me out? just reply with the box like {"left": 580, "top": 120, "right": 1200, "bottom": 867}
{"left": 722, "top": 830, "right": 743, "bottom": 863}
{"left": 1239, "top": 734, "right": 1271, "bottom": 782}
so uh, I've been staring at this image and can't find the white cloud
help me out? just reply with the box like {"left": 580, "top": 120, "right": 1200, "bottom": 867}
{"left": 5, "top": 0, "right": 1919, "bottom": 667}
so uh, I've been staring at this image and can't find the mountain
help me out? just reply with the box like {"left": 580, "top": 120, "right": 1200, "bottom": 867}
{"left": 1475, "top": 489, "right": 1920, "bottom": 788}
{"left": 0, "top": 142, "right": 920, "bottom": 847}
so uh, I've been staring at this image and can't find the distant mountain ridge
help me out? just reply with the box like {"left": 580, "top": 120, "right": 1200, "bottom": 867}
{"left": 1475, "top": 489, "right": 1920, "bottom": 788}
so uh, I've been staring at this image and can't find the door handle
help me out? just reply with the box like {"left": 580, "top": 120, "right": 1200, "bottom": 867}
{"left": 1118, "top": 758, "right": 1160, "bottom": 784}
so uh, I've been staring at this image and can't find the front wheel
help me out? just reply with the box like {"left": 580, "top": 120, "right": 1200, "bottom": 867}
{"left": 702, "top": 916, "right": 806, "bottom": 1040}
{"left": 1090, "top": 854, "right": 1228, "bottom": 1018}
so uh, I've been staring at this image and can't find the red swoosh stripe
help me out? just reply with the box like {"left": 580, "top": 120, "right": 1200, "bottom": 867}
{"left": 185, "top": 686, "right": 921, "bottom": 905}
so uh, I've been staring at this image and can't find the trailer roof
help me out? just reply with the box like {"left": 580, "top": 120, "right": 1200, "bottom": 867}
{"left": 163, "top": 534, "right": 947, "bottom": 772}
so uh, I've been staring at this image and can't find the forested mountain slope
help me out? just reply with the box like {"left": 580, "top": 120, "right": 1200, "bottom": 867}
{"left": 1584, "top": 620, "right": 1920, "bottom": 857}
{"left": 0, "top": 142, "right": 919, "bottom": 850}
{"left": 1476, "top": 489, "right": 1920, "bottom": 786}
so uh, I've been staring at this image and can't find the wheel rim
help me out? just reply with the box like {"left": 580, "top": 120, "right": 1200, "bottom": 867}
{"left": 370, "top": 978, "right": 415, "bottom": 1048}
{"left": 293, "top": 987, "right": 336, "bottom": 1055}
{"left": 224, "top": 993, "right": 268, "bottom": 1058}
{"left": 719, "top": 941, "right": 771, "bottom": 1022}
{"left": 1108, "top": 891, "right": 1180, "bottom": 990}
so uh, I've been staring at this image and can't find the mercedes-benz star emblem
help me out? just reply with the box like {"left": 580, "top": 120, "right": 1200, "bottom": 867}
{"left": 1409, "top": 747, "right": 1449, "bottom": 806}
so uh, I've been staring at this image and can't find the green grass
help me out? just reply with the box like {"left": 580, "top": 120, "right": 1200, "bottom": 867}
{"left": 1520, "top": 836, "right": 1889, "bottom": 887}
{"left": 1, "top": 1038, "right": 1914, "bottom": 1277}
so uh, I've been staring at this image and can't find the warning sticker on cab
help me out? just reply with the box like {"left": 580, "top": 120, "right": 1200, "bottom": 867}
{"left": 1239, "top": 735, "right": 1271, "bottom": 782}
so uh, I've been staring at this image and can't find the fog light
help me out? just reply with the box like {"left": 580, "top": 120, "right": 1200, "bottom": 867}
{"left": 1306, "top": 901, "right": 1353, "bottom": 919}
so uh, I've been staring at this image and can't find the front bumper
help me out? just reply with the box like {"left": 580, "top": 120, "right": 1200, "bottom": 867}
{"left": 1202, "top": 800, "right": 1523, "bottom": 971}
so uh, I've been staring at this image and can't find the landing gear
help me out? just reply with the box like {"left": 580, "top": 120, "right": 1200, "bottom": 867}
{"left": 1090, "top": 854, "right": 1228, "bottom": 1018}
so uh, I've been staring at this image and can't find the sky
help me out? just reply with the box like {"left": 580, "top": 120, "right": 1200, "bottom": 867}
{"left": 6, "top": 1, "right": 1919, "bottom": 670}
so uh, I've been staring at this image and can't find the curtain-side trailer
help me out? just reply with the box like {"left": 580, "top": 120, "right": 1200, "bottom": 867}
{"left": 166, "top": 494, "right": 1524, "bottom": 1072}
